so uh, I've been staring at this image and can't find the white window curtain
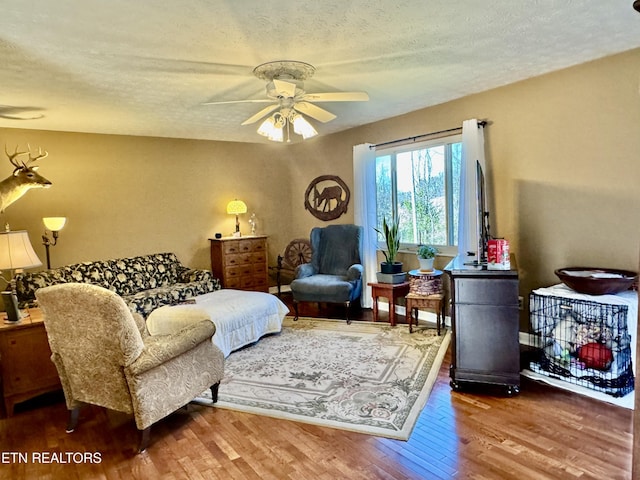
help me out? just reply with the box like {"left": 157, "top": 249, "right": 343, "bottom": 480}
{"left": 353, "top": 143, "right": 377, "bottom": 308}
{"left": 457, "top": 119, "right": 487, "bottom": 258}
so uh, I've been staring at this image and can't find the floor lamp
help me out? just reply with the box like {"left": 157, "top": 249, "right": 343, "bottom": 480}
{"left": 42, "top": 217, "right": 66, "bottom": 270}
{"left": 0, "top": 229, "right": 42, "bottom": 322}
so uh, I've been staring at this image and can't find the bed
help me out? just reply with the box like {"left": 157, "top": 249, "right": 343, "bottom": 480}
{"left": 145, "top": 289, "right": 289, "bottom": 357}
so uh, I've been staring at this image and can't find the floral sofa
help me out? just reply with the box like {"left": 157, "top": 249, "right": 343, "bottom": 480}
{"left": 15, "top": 252, "right": 220, "bottom": 317}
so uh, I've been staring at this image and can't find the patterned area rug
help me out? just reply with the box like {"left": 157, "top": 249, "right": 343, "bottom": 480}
{"left": 195, "top": 316, "right": 450, "bottom": 440}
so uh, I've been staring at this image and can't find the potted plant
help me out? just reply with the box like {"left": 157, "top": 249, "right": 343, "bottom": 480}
{"left": 374, "top": 217, "right": 403, "bottom": 274}
{"left": 417, "top": 245, "right": 438, "bottom": 272}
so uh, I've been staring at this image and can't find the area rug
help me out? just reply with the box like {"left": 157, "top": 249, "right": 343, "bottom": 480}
{"left": 195, "top": 316, "right": 450, "bottom": 440}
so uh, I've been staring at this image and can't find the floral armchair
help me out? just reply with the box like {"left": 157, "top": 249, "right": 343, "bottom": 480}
{"left": 36, "top": 282, "right": 225, "bottom": 452}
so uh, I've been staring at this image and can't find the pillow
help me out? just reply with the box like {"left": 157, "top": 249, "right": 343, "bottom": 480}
{"left": 146, "top": 305, "right": 211, "bottom": 336}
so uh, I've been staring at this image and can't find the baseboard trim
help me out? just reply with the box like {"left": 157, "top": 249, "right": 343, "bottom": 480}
{"left": 375, "top": 300, "right": 451, "bottom": 327}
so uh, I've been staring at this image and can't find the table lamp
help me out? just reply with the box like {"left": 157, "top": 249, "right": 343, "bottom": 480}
{"left": 226, "top": 200, "right": 247, "bottom": 237}
{"left": 0, "top": 229, "right": 42, "bottom": 322}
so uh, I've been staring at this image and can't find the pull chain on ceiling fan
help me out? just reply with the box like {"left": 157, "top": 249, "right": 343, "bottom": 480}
{"left": 203, "top": 60, "right": 369, "bottom": 142}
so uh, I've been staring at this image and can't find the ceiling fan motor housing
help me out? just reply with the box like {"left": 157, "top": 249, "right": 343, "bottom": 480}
{"left": 253, "top": 60, "right": 316, "bottom": 81}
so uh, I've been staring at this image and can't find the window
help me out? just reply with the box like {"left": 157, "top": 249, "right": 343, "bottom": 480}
{"left": 375, "top": 135, "right": 462, "bottom": 252}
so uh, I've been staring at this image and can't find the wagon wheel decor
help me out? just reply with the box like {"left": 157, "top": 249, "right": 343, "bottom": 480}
{"left": 284, "top": 238, "right": 312, "bottom": 267}
{"left": 304, "top": 175, "right": 350, "bottom": 221}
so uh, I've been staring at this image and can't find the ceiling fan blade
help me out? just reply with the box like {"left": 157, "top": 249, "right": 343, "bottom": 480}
{"left": 241, "top": 104, "right": 280, "bottom": 125}
{"left": 202, "top": 99, "right": 274, "bottom": 105}
{"left": 0, "top": 105, "right": 45, "bottom": 120}
{"left": 0, "top": 114, "right": 44, "bottom": 120}
{"left": 303, "top": 91, "right": 369, "bottom": 102}
{"left": 96, "top": 53, "right": 254, "bottom": 76}
{"left": 272, "top": 79, "right": 297, "bottom": 98}
{"left": 293, "top": 102, "right": 336, "bottom": 123}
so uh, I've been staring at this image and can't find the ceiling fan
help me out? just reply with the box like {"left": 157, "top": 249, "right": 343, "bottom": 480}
{"left": 0, "top": 104, "right": 44, "bottom": 120}
{"left": 203, "top": 60, "right": 369, "bottom": 141}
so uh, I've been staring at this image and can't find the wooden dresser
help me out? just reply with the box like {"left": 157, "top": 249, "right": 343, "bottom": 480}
{"left": 0, "top": 308, "right": 61, "bottom": 416}
{"left": 209, "top": 235, "right": 269, "bottom": 292}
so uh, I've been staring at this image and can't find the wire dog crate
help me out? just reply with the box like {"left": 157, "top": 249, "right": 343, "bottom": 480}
{"left": 529, "top": 291, "right": 634, "bottom": 397}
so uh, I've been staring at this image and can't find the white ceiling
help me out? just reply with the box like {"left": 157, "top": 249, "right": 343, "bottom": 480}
{"left": 1, "top": 1, "right": 640, "bottom": 145}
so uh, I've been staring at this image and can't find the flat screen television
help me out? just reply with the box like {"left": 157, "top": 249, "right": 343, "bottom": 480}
{"left": 476, "top": 160, "right": 490, "bottom": 263}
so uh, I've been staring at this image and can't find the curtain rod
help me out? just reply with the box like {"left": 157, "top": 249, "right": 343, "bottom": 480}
{"left": 371, "top": 120, "right": 487, "bottom": 149}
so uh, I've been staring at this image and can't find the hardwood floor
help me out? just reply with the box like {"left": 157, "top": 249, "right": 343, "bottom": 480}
{"left": 0, "top": 295, "right": 633, "bottom": 479}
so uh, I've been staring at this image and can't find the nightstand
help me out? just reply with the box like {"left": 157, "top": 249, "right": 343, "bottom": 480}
{"left": 0, "top": 308, "right": 61, "bottom": 416}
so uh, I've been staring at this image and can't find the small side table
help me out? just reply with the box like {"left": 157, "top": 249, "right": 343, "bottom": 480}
{"left": 368, "top": 282, "right": 410, "bottom": 326}
{"left": 0, "top": 308, "right": 61, "bottom": 416}
{"left": 405, "top": 292, "right": 445, "bottom": 335}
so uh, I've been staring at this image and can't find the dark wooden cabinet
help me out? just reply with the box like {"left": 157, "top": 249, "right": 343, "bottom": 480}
{"left": 445, "top": 255, "right": 520, "bottom": 395}
{"left": 209, "top": 236, "right": 269, "bottom": 292}
{"left": 0, "top": 308, "right": 61, "bottom": 416}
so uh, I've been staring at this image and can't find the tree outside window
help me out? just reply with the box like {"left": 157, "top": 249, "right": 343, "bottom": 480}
{"left": 375, "top": 136, "right": 461, "bottom": 250}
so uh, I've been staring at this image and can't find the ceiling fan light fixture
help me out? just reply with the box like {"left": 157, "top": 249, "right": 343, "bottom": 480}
{"left": 270, "top": 124, "right": 284, "bottom": 142}
{"left": 257, "top": 116, "right": 275, "bottom": 137}
{"left": 257, "top": 114, "right": 284, "bottom": 142}
{"left": 292, "top": 113, "right": 317, "bottom": 139}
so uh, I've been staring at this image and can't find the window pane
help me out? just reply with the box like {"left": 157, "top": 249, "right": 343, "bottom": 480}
{"left": 396, "top": 151, "right": 415, "bottom": 243}
{"left": 375, "top": 136, "right": 461, "bottom": 248}
{"left": 451, "top": 142, "right": 462, "bottom": 246}
{"left": 394, "top": 148, "right": 447, "bottom": 245}
{"left": 375, "top": 155, "right": 392, "bottom": 242}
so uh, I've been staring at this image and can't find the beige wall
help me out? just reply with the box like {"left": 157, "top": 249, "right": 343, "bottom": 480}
{"left": 1, "top": 48, "right": 638, "bottom": 305}
{"left": 0, "top": 131, "right": 293, "bottom": 271}
{"left": 290, "top": 48, "right": 640, "bottom": 302}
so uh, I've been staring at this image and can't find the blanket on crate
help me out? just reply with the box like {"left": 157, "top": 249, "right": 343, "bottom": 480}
{"left": 15, "top": 252, "right": 220, "bottom": 317}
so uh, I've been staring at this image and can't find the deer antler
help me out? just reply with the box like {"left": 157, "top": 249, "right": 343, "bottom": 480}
{"left": 24, "top": 143, "right": 48, "bottom": 167}
{"left": 4, "top": 145, "right": 28, "bottom": 170}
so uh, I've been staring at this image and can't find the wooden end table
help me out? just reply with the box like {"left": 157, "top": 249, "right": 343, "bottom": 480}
{"left": 368, "top": 282, "right": 410, "bottom": 326}
{"left": 405, "top": 292, "right": 445, "bottom": 335}
{"left": 0, "top": 308, "right": 61, "bottom": 416}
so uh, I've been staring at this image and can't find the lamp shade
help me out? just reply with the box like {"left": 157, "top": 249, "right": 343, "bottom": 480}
{"left": 0, "top": 230, "right": 42, "bottom": 270}
{"left": 226, "top": 200, "right": 247, "bottom": 215}
{"left": 292, "top": 114, "right": 318, "bottom": 139}
{"left": 43, "top": 217, "right": 67, "bottom": 231}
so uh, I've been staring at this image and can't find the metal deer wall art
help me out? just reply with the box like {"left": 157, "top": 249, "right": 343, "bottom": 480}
{"left": 0, "top": 144, "right": 52, "bottom": 213}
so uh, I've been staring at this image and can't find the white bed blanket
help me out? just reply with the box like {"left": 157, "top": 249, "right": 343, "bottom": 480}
{"left": 146, "top": 289, "right": 289, "bottom": 357}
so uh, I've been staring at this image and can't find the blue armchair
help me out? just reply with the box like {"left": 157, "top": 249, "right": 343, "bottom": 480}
{"left": 290, "top": 224, "right": 364, "bottom": 323}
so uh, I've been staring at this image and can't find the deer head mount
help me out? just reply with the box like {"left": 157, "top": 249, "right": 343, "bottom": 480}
{"left": 0, "top": 144, "right": 52, "bottom": 213}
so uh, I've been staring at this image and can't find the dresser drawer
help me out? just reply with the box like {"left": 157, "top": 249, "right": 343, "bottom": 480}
{"left": 224, "top": 277, "right": 242, "bottom": 289}
{"left": 250, "top": 252, "right": 266, "bottom": 265}
{"left": 224, "top": 254, "right": 243, "bottom": 267}
{"left": 239, "top": 239, "right": 265, "bottom": 253}
{"left": 454, "top": 278, "right": 518, "bottom": 305}
{"left": 241, "top": 275, "right": 268, "bottom": 290}
{"left": 253, "top": 263, "right": 267, "bottom": 275}
{"left": 223, "top": 241, "right": 241, "bottom": 255}
{"left": 226, "top": 265, "right": 254, "bottom": 279}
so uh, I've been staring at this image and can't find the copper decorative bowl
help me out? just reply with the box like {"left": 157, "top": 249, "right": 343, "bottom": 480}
{"left": 555, "top": 267, "right": 638, "bottom": 295}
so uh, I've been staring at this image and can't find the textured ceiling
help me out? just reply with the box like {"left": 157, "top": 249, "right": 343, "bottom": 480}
{"left": 1, "top": 1, "right": 640, "bottom": 144}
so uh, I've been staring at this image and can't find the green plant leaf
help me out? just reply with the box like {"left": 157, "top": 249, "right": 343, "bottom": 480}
{"left": 374, "top": 217, "right": 400, "bottom": 264}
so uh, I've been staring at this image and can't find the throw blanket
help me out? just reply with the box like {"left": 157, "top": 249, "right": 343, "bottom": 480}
{"left": 146, "top": 289, "right": 289, "bottom": 357}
